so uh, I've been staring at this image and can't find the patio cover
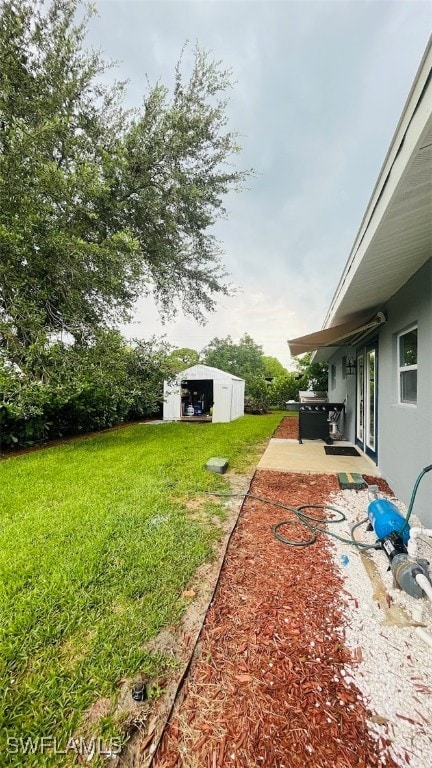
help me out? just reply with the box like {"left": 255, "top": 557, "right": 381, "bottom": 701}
{"left": 287, "top": 312, "right": 385, "bottom": 356}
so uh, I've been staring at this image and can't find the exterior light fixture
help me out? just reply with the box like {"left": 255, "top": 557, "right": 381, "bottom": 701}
{"left": 346, "top": 357, "right": 356, "bottom": 376}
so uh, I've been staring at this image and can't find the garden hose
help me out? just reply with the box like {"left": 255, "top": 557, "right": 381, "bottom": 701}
{"left": 273, "top": 503, "right": 381, "bottom": 550}
{"left": 206, "top": 492, "right": 381, "bottom": 550}
{"left": 350, "top": 517, "right": 371, "bottom": 545}
{"left": 398, "top": 464, "right": 432, "bottom": 537}
{"left": 208, "top": 466, "right": 432, "bottom": 550}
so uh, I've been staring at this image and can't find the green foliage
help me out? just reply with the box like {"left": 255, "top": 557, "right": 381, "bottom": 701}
{"left": 294, "top": 352, "right": 328, "bottom": 392}
{"left": 202, "top": 334, "right": 266, "bottom": 380}
{"left": 0, "top": 0, "right": 251, "bottom": 361}
{"left": 0, "top": 332, "right": 172, "bottom": 450}
{"left": 244, "top": 375, "right": 271, "bottom": 414}
{"left": 268, "top": 373, "right": 303, "bottom": 407}
{"left": 0, "top": 0, "right": 134, "bottom": 354}
{"left": 166, "top": 347, "right": 200, "bottom": 373}
{"left": 0, "top": 0, "right": 252, "bottom": 449}
{"left": 0, "top": 413, "right": 282, "bottom": 765}
{"left": 202, "top": 334, "right": 270, "bottom": 412}
{"left": 262, "top": 356, "right": 288, "bottom": 379}
{"left": 202, "top": 335, "right": 294, "bottom": 413}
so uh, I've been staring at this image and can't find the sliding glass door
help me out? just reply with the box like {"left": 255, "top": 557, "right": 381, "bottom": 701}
{"left": 356, "top": 343, "right": 378, "bottom": 461}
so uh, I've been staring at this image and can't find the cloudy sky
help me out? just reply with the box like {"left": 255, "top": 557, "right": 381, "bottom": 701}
{"left": 88, "top": 0, "right": 430, "bottom": 368}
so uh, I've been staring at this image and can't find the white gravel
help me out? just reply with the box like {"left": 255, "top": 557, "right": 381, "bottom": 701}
{"left": 326, "top": 486, "right": 432, "bottom": 768}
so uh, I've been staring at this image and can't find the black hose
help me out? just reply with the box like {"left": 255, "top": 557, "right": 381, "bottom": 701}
{"left": 273, "top": 518, "right": 317, "bottom": 547}
{"left": 206, "top": 492, "right": 380, "bottom": 550}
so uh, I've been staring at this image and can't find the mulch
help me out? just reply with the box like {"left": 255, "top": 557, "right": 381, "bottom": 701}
{"left": 152, "top": 459, "right": 397, "bottom": 768}
{"left": 273, "top": 415, "right": 299, "bottom": 439}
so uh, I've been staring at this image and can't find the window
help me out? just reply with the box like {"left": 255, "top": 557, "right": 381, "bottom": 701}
{"left": 330, "top": 363, "right": 336, "bottom": 389}
{"left": 398, "top": 327, "right": 417, "bottom": 404}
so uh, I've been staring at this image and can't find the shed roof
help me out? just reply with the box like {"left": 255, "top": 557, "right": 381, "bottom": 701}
{"left": 176, "top": 364, "right": 244, "bottom": 382}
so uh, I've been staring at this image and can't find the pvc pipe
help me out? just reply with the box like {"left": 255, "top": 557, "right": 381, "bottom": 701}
{"left": 416, "top": 627, "right": 432, "bottom": 650}
{"left": 407, "top": 527, "right": 432, "bottom": 558}
{"left": 409, "top": 527, "right": 432, "bottom": 537}
{"left": 415, "top": 573, "right": 432, "bottom": 603}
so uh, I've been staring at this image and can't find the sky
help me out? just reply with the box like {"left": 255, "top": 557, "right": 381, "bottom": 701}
{"left": 88, "top": 0, "right": 431, "bottom": 369}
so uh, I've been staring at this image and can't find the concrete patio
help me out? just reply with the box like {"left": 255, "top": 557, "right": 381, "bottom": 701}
{"left": 258, "top": 438, "right": 380, "bottom": 476}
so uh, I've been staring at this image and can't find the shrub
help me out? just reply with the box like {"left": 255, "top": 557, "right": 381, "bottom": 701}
{"left": 0, "top": 333, "right": 171, "bottom": 451}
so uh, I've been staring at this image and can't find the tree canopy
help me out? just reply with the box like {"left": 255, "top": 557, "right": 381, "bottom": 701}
{"left": 201, "top": 334, "right": 266, "bottom": 380}
{"left": 0, "top": 0, "right": 253, "bottom": 450}
{"left": 201, "top": 334, "right": 299, "bottom": 412}
{"left": 0, "top": 0, "right": 251, "bottom": 364}
{"left": 294, "top": 352, "right": 328, "bottom": 391}
{"left": 166, "top": 347, "right": 200, "bottom": 373}
{"left": 262, "top": 355, "right": 288, "bottom": 379}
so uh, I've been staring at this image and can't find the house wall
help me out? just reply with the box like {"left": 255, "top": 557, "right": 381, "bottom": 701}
{"left": 325, "top": 261, "right": 432, "bottom": 525}
{"left": 327, "top": 349, "right": 356, "bottom": 440}
{"left": 377, "top": 259, "right": 432, "bottom": 526}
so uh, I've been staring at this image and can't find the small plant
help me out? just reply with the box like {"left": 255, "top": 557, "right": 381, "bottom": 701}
{"left": 146, "top": 682, "right": 166, "bottom": 701}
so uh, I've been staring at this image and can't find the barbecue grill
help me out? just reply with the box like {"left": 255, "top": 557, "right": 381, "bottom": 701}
{"left": 298, "top": 401, "right": 345, "bottom": 444}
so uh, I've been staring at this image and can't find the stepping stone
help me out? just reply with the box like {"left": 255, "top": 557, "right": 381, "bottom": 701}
{"left": 338, "top": 472, "right": 367, "bottom": 490}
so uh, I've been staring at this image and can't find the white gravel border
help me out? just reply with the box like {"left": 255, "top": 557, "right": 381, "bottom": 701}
{"left": 326, "top": 486, "right": 432, "bottom": 768}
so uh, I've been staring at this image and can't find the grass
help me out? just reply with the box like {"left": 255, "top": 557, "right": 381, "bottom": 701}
{"left": 0, "top": 413, "right": 282, "bottom": 766}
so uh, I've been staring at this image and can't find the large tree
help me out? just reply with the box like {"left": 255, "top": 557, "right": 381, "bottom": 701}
{"left": 0, "top": 0, "right": 251, "bottom": 364}
{"left": 202, "top": 334, "right": 266, "bottom": 380}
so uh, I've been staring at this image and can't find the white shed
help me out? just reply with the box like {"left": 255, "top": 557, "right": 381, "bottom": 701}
{"left": 163, "top": 364, "right": 245, "bottom": 423}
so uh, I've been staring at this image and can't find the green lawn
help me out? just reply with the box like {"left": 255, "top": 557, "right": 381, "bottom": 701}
{"left": 0, "top": 414, "right": 282, "bottom": 765}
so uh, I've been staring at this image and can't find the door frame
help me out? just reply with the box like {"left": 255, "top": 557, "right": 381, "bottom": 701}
{"left": 355, "top": 338, "right": 378, "bottom": 463}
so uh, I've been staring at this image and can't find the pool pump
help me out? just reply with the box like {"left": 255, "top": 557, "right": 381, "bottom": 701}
{"left": 367, "top": 469, "right": 432, "bottom": 601}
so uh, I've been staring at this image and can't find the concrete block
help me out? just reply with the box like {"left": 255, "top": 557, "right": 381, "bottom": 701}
{"left": 205, "top": 457, "right": 229, "bottom": 474}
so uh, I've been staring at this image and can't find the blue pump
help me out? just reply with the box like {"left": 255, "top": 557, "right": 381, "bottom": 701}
{"left": 362, "top": 468, "right": 432, "bottom": 600}
{"left": 367, "top": 498, "right": 411, "bottom": 544}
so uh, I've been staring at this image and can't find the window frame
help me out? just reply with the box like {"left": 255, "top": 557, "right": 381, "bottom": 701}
{"left": 397, "top": 325, "right": 418, "bottom": 406}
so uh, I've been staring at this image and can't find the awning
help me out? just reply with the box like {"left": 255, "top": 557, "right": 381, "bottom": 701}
{"left": 288, "top": 312, "right": 386, "bottom": 356}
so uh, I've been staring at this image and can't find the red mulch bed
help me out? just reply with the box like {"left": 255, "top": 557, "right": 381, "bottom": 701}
{"left": 152, "top": 469, "right": 397, "bottom": 768}
{"left": 273, "top": 414, "right": 299, "bottom": 439}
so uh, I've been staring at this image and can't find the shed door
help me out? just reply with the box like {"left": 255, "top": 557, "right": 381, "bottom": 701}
{"left": 212, "top": 381, "right": 232, "bottom": 423}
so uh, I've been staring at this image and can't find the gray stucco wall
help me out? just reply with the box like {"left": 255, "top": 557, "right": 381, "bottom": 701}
{"left": 327, "top": 349, "right": 356, "bottom": 440}
{"left": 325, "top": 259, "right": 432, "bottom": 525}
{"left": 377, "top": 259, "right": 432, "bottom": 527}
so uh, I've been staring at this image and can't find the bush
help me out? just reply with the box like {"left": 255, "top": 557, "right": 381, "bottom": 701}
{"left": 244, "top": 376, "right": 271, "bottom": 414}
{"left": 0, "top": 333, "right": 171, "bottom": 451}
{"left": 268, "top": 374, "right": 302, "bottom": 407}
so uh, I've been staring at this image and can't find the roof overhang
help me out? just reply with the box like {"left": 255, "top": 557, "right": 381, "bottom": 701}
{"left": 288, "top": 312, "right": 386, "bottom": 358}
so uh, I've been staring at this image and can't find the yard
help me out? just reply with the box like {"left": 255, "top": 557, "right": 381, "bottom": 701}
{"left": 0, "top": 414, "right": 283, "bottom": 766}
